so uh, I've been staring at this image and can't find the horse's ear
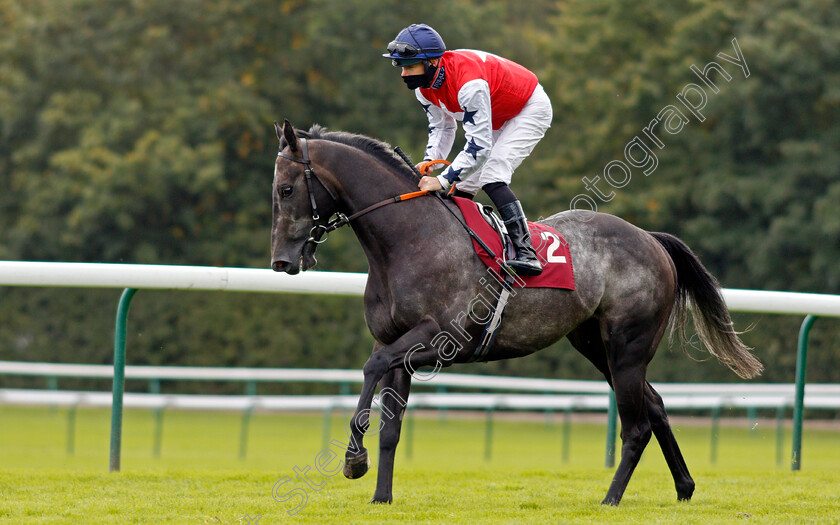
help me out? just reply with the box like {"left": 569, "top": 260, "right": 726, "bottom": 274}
{"left": 274, "top": 120, "right": 283, "bottom": 143}
{"left": 279, "top": 119, "right": 300, "bottom": 153}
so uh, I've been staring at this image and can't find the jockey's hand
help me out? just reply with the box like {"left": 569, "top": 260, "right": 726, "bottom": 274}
{"left": 418, "top": 176, "right": 443, "bottom": 192}
{"left": 416, "top": 160, "right": 439, "bottom": 175}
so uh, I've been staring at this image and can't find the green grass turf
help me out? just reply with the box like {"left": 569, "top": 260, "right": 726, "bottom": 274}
{"left": 1, "top": 406, "right": 838, "bottom": 523}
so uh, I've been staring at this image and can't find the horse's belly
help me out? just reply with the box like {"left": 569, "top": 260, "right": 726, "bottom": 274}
{"left": 488, "top": 288, "right": 593, "bottom": 356}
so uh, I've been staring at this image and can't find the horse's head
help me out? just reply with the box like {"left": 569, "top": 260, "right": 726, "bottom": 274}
{"left": 270, "top": 120, "right": 337, "bottom": 274}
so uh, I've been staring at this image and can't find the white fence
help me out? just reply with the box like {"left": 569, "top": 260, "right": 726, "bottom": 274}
{"left": 3, "top": 360, "right": 840, "bottom": 402}
{"left": 3, "top": 261, "right": 840, "bottom": 315}
{"left": 0, "top": 261, "right": 366, "bottom": 295}
{"left": 3, "top": 362, "right": 840, "bottom": 412}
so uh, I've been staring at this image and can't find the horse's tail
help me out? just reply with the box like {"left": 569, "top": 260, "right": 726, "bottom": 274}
{"left": 651, "top": 232, "right": 763, "bottom": 379}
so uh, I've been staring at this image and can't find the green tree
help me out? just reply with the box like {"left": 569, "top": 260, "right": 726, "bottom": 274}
{"left": 0, "top": 0, "right": 837, "bottom": 386}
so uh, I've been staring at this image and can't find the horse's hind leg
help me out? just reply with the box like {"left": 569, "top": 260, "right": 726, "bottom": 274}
{"left": 567, "top": 318, "right": 612, "bottom": 385}
{"left": 569, "top": 319, "right": 693, "bottom": 504}
{"left": 601, "top": 338, "right": 653, "bottom": 505}
{"left": 645, "top": 381, "right": 694, "bottom": 500}
{"left": 568, "top": 320, "right": 651, "bottom": 504}
{"left": 597, "top": 308, "right": 676, "bottom": 505}
{"left": 371, "top": 367, "right": 412, "bottom": 504}
{"left": 568, "top": 319, "right": 651, "bottom": 504}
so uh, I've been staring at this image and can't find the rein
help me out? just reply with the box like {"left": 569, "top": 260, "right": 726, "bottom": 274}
{"left": 311, "top": 190, "right": 430, "bottom": 243}
{"left": 277, "top": 138, "right": 429, "bottom": 245}
{"left": 277, "top": 138, "right": 496, "bottom": 258}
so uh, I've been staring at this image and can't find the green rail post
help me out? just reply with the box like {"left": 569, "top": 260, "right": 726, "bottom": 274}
{"left": 775, "top": 405, "right": 785, "bottom": 467}
{"left": 791, "top": 314, "right": 817, "bottom": 471}
{"left": 110, "top": 288, "right": 137, "bottom": 473}
{"left": 404, "top": 408, "right": 414, "bottom": 461}
{"left": 710, "top": 406, "right": 720, "bottom": 465}
{"left": 153, "top": 408, "right": 164, "bottom": 459}
{"left": 438, "top": 385, "right": 447, "bottom": 424}
{"left": 239, "top": 381, "right": 257, "bottom": 460}
{"left": 239, "top": 405, "right": 253, "bottom": 460}
{"left": 484, "top": 407, "right": 494, "bottom": 461}
{"left": 150, "top": 379, "right": 163, "bottom": 459}
{"left": 66, "top": 404, "right": 77, "bottom": 456}
{"left": 747, "top": 406, "right": 758, "bottom": 435}
{"left": 48, "top": 376, "right": 58, "bottom": 413}
{"left": 562, "top": 407, "right": 571, "bottom": 463}
{"left": 322, "top": 406, "right": 332, "bottom": 450}
{"left": 605, "top": 390, "right": 617, "bottom": 468}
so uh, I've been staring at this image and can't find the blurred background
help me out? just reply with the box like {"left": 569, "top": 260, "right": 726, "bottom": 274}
{"left": 1, "top": 0, "right": 838, "bottom": 392}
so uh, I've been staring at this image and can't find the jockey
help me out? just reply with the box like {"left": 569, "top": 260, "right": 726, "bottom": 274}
{"left": 383, "top": 23, "right": 552, "bottom": 277}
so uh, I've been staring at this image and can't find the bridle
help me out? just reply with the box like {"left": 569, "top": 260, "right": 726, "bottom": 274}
{"left": 276, "top": 138, "right": 429, "bottom": 246}
{"left": 277, "top": 138, "right": 337, "bottom": 223}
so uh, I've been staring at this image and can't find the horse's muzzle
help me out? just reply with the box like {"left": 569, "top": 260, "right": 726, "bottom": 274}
{"left": 272, "top": 259, "right": 297, "bottom": 274}
{"left": 271, "top": 242, "right": 316, "bottom": 274}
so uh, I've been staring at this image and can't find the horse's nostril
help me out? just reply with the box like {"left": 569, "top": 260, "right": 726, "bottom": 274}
{"left": 272, "top": 260, "right": 289, "bottom": 272}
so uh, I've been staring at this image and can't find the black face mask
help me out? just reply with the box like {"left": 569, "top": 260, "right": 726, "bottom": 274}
{"left": 402, "top": 62, "right": 440, "bottom": 90}
{"left": 402, "top": 74, "right": 427, "bottom": 90}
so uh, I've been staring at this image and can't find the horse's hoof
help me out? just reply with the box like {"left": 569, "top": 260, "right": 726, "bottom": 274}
{"left": 343, "top": 451, "right": 370, "bottom": 479}
{"left": 370, "top": 496, "right": 392, "bottom": 504}
{"left": 601, "top": 496, "right": 620, "bottom": 506}
{"left": 677, "top": 481, "right": 695, "bottom": 501}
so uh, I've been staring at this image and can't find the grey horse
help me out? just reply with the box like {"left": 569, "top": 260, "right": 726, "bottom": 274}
{"left": 270, "top": 120, "right": 762, "bottom": 506}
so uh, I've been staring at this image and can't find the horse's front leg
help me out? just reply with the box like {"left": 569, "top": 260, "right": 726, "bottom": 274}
{"left": 343, "top": 317, "right": 441, "bottom": 481}
{"left": 370, "top": 366, "right": 412, "bottom": 503}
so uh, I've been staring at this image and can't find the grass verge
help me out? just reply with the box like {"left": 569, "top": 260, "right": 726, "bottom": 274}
{"left": 1, "top": 406, "right": 838, "bottom": 523}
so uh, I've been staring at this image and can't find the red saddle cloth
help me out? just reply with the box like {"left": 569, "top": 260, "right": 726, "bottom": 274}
{"left": 452, "top": 196, "right": 575, "bottom": 290}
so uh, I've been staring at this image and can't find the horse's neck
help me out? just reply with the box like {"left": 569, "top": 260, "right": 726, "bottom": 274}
{"left": 325, "top": 151, "right": 457, "bottom": 269}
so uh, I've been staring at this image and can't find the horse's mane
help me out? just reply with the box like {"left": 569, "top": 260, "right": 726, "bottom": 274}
{"left": 283, "top": 124, "right": 418, "bottom": 183}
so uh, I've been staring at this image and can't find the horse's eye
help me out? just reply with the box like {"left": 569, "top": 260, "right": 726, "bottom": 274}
{"left": 279, "top": 185, "right": 294, "bottom": 198}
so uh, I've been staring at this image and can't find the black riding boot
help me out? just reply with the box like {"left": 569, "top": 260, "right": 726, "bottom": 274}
{"left": 498, "top": 200, "right": 543, "bottom": 276}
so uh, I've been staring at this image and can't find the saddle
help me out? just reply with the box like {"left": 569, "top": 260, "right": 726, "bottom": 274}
{"left": 478, "top": 203, "right": 513, "bottom": 257}
{"left": 451, "top": 197, "right": 574, "bottom": 289}
{"left": 449, "top": 196, "right": 575, "bottom": 362}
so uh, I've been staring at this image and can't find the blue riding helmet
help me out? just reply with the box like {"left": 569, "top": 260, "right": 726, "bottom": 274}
{"left": 382, "top": 24, "right": 446, "bottom": 64}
